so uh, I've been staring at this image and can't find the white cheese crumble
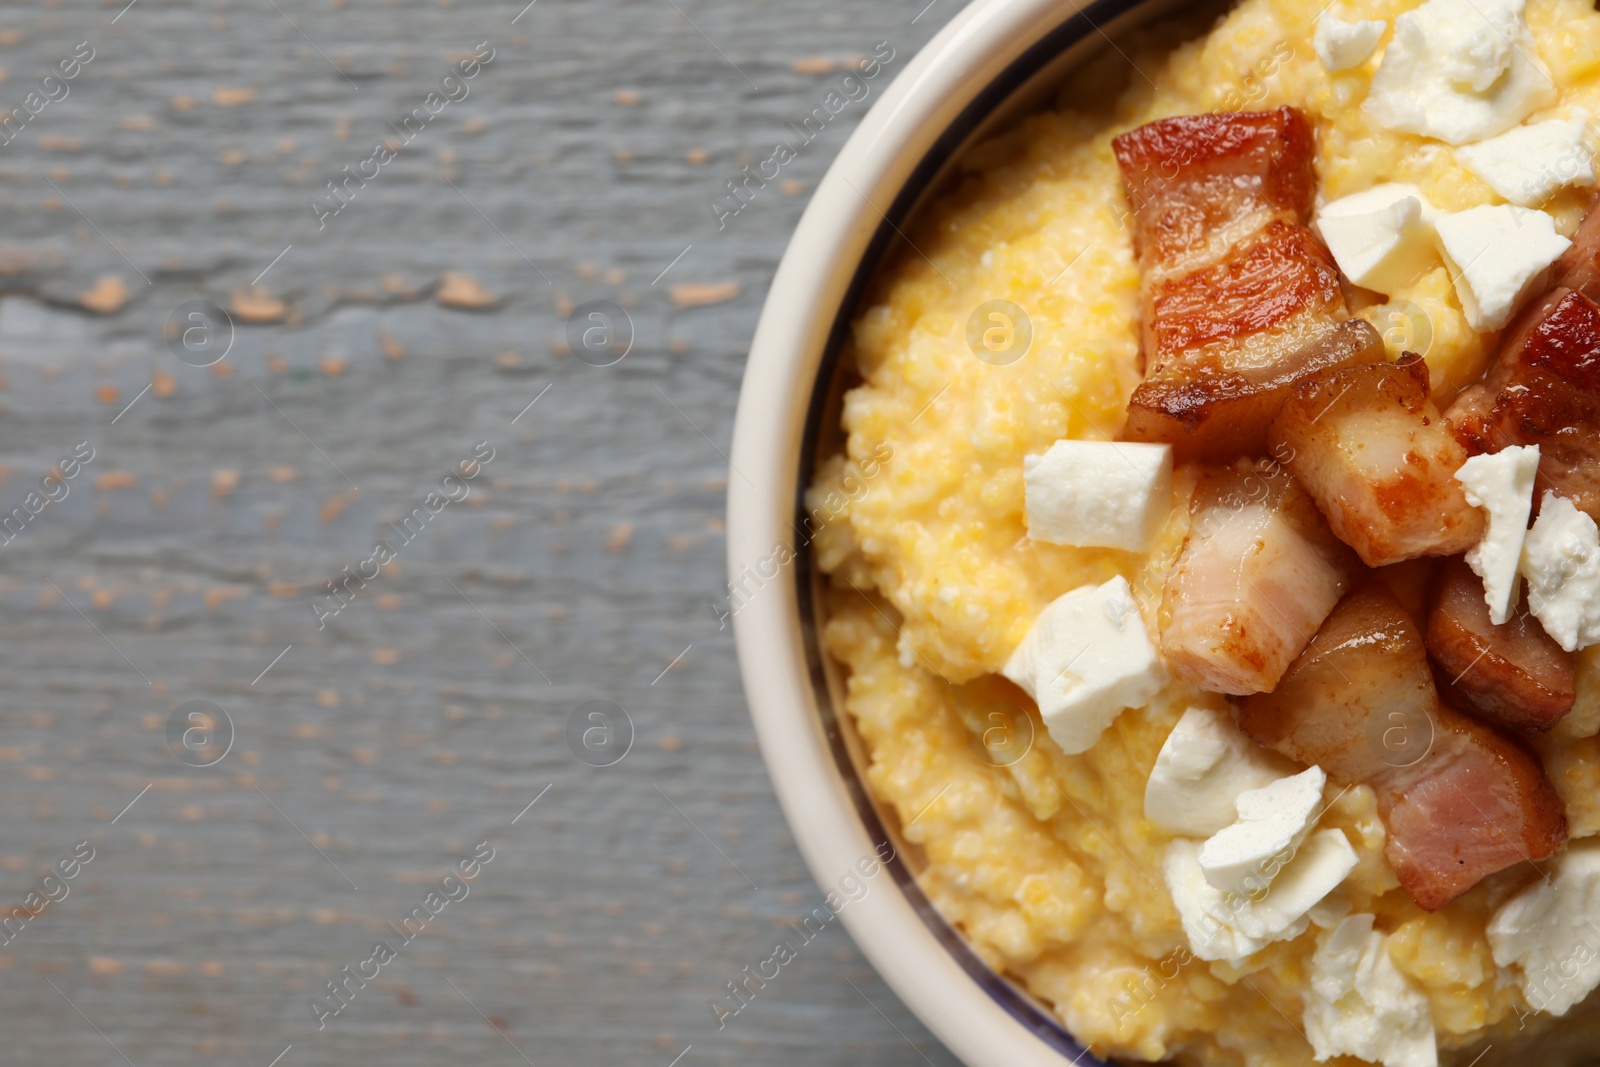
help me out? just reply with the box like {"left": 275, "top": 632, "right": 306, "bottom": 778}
{"left": 1164, "top": 830, "right": 1358, "bottom": 965}
{"left": 1001, "top": 576, "right": 1167, "bottom": 755}
{"left": 1315, "top": 183, "right": 1440, "bottom": 295}
{"left": 1520, "top": 492, "right": 1600, "bottom": 651}
{"left": 1434, "top": 205, "right": 1571, "bottom": 330}
{"left": 1488, "top": 841, "right": 1600, "bottom": 1017}
{"left": 1365, "top": 0, "right": 1556, "bottom": 146}
{"left": 1305, "top": 914, "right": 1438, "bottom": 1067}
{"left": 1458, "top": 111, "right": 1596, "bottom": 207}
{"left": 1144, "top": 706, "right": 1291, "bottom": 837}
{"left": 1314, "top": 14, "right": 1385, "bottom": 73}
{"left": 1456, "top": 445, "right": 1541, "bottom": 624}
{"left": 1199, "top": 766, "right": 1328, "bottom": 897}
{"left": 1022, "top": 440, "right": 1173, "bottom": 551}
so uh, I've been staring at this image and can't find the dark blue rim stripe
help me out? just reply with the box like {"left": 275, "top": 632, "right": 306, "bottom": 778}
{"left": 790, "top": 0, "right": 1177, "bottom": 1061}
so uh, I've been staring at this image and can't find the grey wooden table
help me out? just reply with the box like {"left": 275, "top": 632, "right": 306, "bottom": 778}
{"left": 0, "top": 0, "right": 967, "bottom": 1063}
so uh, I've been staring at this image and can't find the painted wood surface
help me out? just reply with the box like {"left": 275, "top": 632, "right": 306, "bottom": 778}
{"left": 0, "top": 0, "right": 965, "bottom": 1062}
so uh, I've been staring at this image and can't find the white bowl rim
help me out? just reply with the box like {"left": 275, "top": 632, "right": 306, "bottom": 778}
{"left": 724, "top": 0, "right": 1169, "bottom": 1062}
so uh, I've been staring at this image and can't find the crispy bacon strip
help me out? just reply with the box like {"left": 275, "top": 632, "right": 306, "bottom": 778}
{"left": 1447, "top": 287, "right": 1600, "bottom": 521}
{"left": 1113, "top": 108, "right": 1366, "bottom": 462}
{"left": 1161, "top": 461, "right": 1359, "bottom": 695}
{"left": 1269, "top": 352, "right": 1484, "bottom": 566}
{"left": 1427, "top": 558, "right": 1576, "bottom": 733}
{"left": 1237, "top": 583, "right": 1567, "bottom": 910}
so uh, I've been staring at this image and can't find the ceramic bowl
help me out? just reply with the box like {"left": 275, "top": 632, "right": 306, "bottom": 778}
{"left": 728, "top": 0, "right": 1195, "bottom": 1062}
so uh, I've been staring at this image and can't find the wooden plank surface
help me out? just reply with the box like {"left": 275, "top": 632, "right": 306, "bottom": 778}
{"left": 0, "top": 0, "right": 965, "bottom": 1062}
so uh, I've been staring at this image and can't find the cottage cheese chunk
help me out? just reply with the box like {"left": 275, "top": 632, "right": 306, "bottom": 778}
{"left": 1458, "top": 111, "right": 1595, "bottom": 207}
{"left": 1315, "top": 184, "right": 1439, "bottom": 295}
{"left": 1456, "top": 445, "right": 1541, "bottom": 623}
{"left": 1001, "top": 576, "right": 1167, "bottom": 755}
{"left": 1365, "top": 0, "right": 1556, "bottom": 145}
{"left": 1305, "top": 914, "right": 1438, "bottom": 1067}
{"left": 1166, "top": 830, "right": 1359, "bottom": 965}
{"left": 1520, "top": 492, "right": 1600, "bottom": 651}
{"left": 1199, "top": 767, "right": 1327, "bottom": 897}
{"left": 1313, "top": 14, "right": 1385, "bottom": 73}
{"left": 1145, "top": 706, "right": 1291, "bottom": 837}
{"left": 1434, "top": 205, "right": 1571, "bottom": 330}
{"left": 1023, "top": 440, "right": 1173, "bottom": 551}
{"left": 1488, "top": 841, "right": 1600, "bottom": 1017}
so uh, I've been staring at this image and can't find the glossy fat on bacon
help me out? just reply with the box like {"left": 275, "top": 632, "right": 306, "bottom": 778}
{"left": 1160, "top": 461, "right": 1359, "bottom": 695}
{"left": 1552, "top": 200, "right": 1600, "bottom": 303}
{"left": 1447, "top": 288, "right": 1600, "bottom": 520}
{"left": 1113, "top": 108, "right": 1359, "bottom": 462}
{"left": 1237, "top": 583, "right": 1567, "bottom": 910}
{"left": 1269, "top": 352, "right": 1484, "bottom": 567}
{"left": 1426, "top": 558, "right": 1576, "bottom": 733}
{"left": 1113, "top": 106, "right": 1317, "bottom": 270}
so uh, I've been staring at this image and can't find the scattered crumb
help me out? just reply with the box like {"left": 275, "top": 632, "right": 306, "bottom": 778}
{"left": 320, "top": 354, "right": 347, "bottom": 376}
{"left": 94, "top": 383, "right": 120, "bottom": 405}
{"left": 382, "top": 274, "right": 415, "bottom": 298}
{"left": 152, "top": 366, "right": 176, "bottom": 398}
{"left": 378, "top": 332, "right": 405, "bottom": 359}
{"left": 269, "top": 465, "right": 296, "bottom": 483}
{"left": 231, "top": 286, "right": 287, "bottom": 323}
{"left": 685, "top": 147, "right": 709, "bottom": 165}
{"left": 89, "top": 957, "right": 124, "bottom": 975}
{"left": 603, "top": 268, "right": 624, "bottom": 285}
{"left": 780, "top": 179, "right": 806, "bottom": 196}
{"left": 659, "top": 735, "right": 682, "bottom": 752}
{"left": 38, "top": 135, "right": 86, "bottom": 151}
{"left": 496, "top": 351, "right": 521, "bottom": 369}
{"left": 170, "top": 94, "right": 196, "bottom": 111}
{"left": 218, "top": 148, "right": 246, "bottom": 166}
{"left": 78, "top": 275, "right": 127, "bottom": 314}
{"left": 614, "top": 88, "right": 641, "bottom": 106}
{"left": 435, "top": 271, "right": 497, "bottom": 309}
{"left": 212, "top": 87, "right": 258, "bottom": 107}
{"left": 120, "top": 115, "right": 157, "bottom": 132}
{"left": 668, "top": 281, "right": 740, "bottom": 308}
{"left": 211, "top": 469, "right": 240, "bottom": 496}
{"left": 606, "top": 522, "right": 634, "bottom": 552}
{"left": 371, "top": 648, "right": 399, "bottom": 665}
{"left": 790, "top": 56, "right": 836, "bottom": 74}
{"left": 276, "top": 138, "right": 296, "bottom": 154}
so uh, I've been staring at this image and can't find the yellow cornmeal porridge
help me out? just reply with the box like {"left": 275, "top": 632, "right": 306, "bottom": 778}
{"left": 807, "top": 0, "right": 1600, "bottom": 1063}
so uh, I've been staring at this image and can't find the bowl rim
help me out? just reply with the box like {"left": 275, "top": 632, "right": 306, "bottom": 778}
{"left": 725, "top": 0, "right": 1164, "bottom": 1062}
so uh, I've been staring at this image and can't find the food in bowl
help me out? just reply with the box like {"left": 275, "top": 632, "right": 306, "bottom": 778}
{"left": 805, "top": 0, "right": 1600, "bottom": 1063}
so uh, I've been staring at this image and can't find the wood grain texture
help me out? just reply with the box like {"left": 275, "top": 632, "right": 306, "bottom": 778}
{"left": 0, "top": 0, "right": 963, "bottom": 1063}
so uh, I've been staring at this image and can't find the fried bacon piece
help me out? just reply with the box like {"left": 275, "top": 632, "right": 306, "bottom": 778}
{"left": 1269, "top": 352, "right": 1484, "bottom": 567}
{"left": 1426, "top": 558, "right": 1575, "bottom": 733}
{"left": 1447, "top": 288, "right": 1600, "bottom": 521}
{"left": 1113, "top": 108, "right": 1368, "bottom": 462}
{"left": 1160, "top": 461, "right": 1359, "bottom": 695}
{"left": 1237, "top": 583, "right": 1567, "bottom": 910}
{"left": 1552, "top": 200, "right": 1600, "bottom": 303}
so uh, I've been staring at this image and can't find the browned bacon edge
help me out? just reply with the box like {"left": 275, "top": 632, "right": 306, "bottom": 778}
{"left": 1236, "top": 582, "right": 1567, "bottom": 910}
{"left": 1427, "top": 558, "right": 1576, "bottom": 733}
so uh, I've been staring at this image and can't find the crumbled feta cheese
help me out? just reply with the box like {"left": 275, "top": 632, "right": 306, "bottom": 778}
{"left": 1023, "top": 440, "right": 1173, "bottom": 551}
{"left": 1457, "top": 445, "right": 1540, "bottom": 623}
{"left": 1314, "top": 14, "right": 1385, "bottom": 73}
{"left": 1488, "top": 841, "right": 1600, "bottom": 1016}
{"left": 1165, "top": 830, "right": 1358, "bottom": 965}
{"left": 1144, "top": 706, "right": 1291, "bottom": 837}
{"left": 1199, "top": 766, "right": 1328, "bottom": 897}
{"left": 1365, "top": 0, "right": 1556, "bottom": 146}
{"left": 1520, "top": 492, "right": 1600, "bottom": 651}
{"left": 1305, "top": 914, "right": 1438, "bottom": 1067}
{"left": 1458, "top": 111, "right": 1596, "bottom": 207}
{"left": 1434, "top": 205, "right": 1570, "bottom": 330}
{"left": 1002, "top": 576, "right": 1167, "bottom": 755}
{"left": 1315, "top": 184, "right": 1440, "bottom": 295}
